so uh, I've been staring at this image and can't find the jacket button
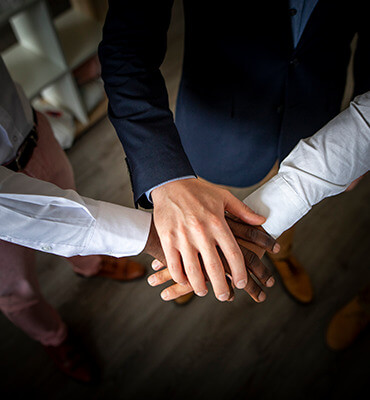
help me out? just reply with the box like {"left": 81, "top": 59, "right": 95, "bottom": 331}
{"left": 289, "top": 8, "right": 297, "bottom": 16}
{"left": 290, "top": 58, "right": 299, "bottom": 67}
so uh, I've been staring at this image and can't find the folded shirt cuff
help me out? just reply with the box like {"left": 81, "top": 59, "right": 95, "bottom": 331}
{"left": 243, "top": 175, "right": 311, "bottom": 239}
{"left": 83, "top": 198, "right": 152, "bottom": 257}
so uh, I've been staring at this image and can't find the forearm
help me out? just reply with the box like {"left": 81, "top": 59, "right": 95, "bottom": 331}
{"left": 244, "top": 91, "right": 370, "bottom": 238}
{"left": 0, "top": 167, "right": 151, "bottom": 257}
{"left": 99, "top": 0, "right": 194, "bottom": 207}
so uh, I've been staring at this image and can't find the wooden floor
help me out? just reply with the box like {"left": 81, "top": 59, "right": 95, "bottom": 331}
{"left": 1, "top": 2, "right": 370, "bottom": 399}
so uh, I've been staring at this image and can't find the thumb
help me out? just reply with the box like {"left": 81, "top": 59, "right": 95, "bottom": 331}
{"left": 224, "top": 192, "right": 266, "bottom": 226}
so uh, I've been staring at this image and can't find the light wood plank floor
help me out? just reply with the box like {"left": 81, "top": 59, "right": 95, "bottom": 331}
{"left": 1, "top": 2, "right": 370, "bottom": 399}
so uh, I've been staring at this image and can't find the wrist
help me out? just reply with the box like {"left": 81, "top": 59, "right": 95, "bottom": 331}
{"left": 143, "top": 217, "right": 162, "bottom": 259}
{"left": 151, "top": 177, "right": 197, "bottom": 204}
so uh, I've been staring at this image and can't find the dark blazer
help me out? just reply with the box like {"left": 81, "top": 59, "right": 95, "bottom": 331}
{"left": 99, "top": 0, "right": 370, "bottom": 208}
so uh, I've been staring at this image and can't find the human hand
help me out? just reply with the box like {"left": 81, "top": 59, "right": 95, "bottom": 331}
{"left": 345, "top": 172, "right": 368, "bottom": 191}
{"left": 151, "top": 178, "right": 267, "bottom": 301}
{"left": 147, "top": 215, "right": 279, "bottom": 302}
{"left": 142, "top": 217, "right": 165, "bottom": 262}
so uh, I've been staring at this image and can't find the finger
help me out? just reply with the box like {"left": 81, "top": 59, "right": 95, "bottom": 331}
{"left": 182, "top": 245, "right": 208, "bottom": 297}
{"left": 160, "top": 282, "right": 194, "bottom": 301}
{"left": 163, "top": 246, "right": 188, "bottom": 285}
{"left": 243, "top": 271, "right": 267, "bottom": 302}
{"left": 147, "top": 267, "right": 172, "bottom": 287}
{"left": 226, "top": 275, "right": 235, "bottom": 302}
{"left": 215, "top": 223, "right": 248, "bottom": 289}
{"left": 152, "top": 259, "right": 165, "bottom": 271}
{"left": 239, "top": 246, "right": 275, "bottom": 288}
{"left": 218, "top": 251, "right": 264, "bottom": 302}
{"left": 224, "top": 191, "right": 266, "bottom": 226}
{"left": 226, "top": 216, "right": 280, "bottom": 254}
{"left": 200, "top": 243, "right": 230, "bottom": 302}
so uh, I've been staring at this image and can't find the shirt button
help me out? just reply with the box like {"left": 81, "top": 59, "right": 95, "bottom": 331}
{"left": 41, "top": 245, "right": 52, "bottom": 251}
{"left": 12, "top": 135, "right": 18, "bottom": 142}
{"left": 277, "top": 105, "right": 284, "bottom": 114}
{"left": 290, "top": 58, "right": 299, "bottom": 67}
{"left": 289, "top": 8, "right": 297, "bottom": 16}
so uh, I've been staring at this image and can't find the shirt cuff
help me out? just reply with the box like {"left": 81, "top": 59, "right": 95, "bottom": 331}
{"left": 243, "top": 175, "right": 311, "bottom": 239}
{"left": 145, "top": 175, "right": 197, "bottom": 202}
{"left": 83, "top": 198, "right": 152, "bottom": 257}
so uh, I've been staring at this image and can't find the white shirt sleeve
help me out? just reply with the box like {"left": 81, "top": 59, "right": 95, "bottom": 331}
{"left": 244, "top": 91, "right": 370, "bottom": 239}
{"left": 0, "top": 166, "right": 152, "bottom": 257}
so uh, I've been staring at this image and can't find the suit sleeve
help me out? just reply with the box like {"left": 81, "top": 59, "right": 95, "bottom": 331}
{"left": 98, "top": 0, "right": 195, "bottom": 208}
{"left": 353, "top": 4, "right": 370, "bottom": 97}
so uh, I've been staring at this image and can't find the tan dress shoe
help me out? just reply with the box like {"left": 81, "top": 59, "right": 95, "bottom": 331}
{"left": 95, "top": 256, "right": 146, "bottom": 281}
{"left": 326, "top": 288, "right": 370, "bottom": 350}
{"left": 174, "top": 292, "right": 194, "bottom": 305}
{"left": 268, "top": 254, "right": 313, "bottom": 304}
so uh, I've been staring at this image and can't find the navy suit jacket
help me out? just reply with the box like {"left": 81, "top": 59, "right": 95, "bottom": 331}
{"left": 99, "top": 0, "right": 370, "bottom": 208}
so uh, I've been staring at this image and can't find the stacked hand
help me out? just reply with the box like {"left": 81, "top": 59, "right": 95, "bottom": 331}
{"left": 143, "top": 179, "right": 279, "bottom": 302}
{"left": 145, "top": 214, "right": 278, "bottom": 302}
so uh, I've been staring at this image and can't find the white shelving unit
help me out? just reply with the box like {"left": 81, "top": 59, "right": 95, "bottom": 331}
{"left": 55, "top": 7, "right": 103, "bottom": 69}
{"left": 0, "top": 0, "right": 107, "bottom": 139}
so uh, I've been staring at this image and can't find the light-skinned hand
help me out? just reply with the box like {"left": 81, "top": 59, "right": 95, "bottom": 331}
{"left": 151, "top": 178, "right": 269, "bottom": 301}
{"left": 145, "top": 213, "right": 279, "bottom": 302}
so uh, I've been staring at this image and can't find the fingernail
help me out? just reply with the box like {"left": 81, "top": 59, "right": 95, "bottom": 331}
{"left": 179, "top": 281, "right": 188, "bottom": 286}
{"left": 273, "top": 243, "right": 281, "bottom": 253}
{"left": 236, "top": 279, "right": 247, "bottom": 289}
{"left": 196, "top": 290, "right": 208, "bottom": 297}
{"left": 218, "top": 292, "right": 230, "bottom": 302}
{"left": 161, "top": 290, "right": 169, "bottom": 300}
{"left": 152, "top": 259, "right": 162, "bottom": 270}
{"left": 147, "top": 275, "right": 156, "bottom": 286}
{"left": 258, "top": 292, "right": 266, "bottom": 302}
{"left": 266, "top": 277, "right": 275, "bottom": 287}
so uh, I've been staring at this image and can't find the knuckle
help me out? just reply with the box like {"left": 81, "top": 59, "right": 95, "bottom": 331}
{"left": 186, "top": 216, "right": 206, "bottom": 235}
{"left": 208, "top": 214, "right": 223, "bottom": 228}
{"left": 206, "top": 262, "right": 221, "bottom": 276}
{"left": 247, "top": 227, "right": 258, "bottom": 242}
{"left": 228, "top": 248, "right": 242, "bottom": 261}
{"left": 194, "top": 223, "right": 207, "bottom": 236}
{"left": 186, "top": 214, "right": 200, "bottom": 228}
{"left": 161, "top": 230, "right": 177, "bottom": 245}
{"left": 168, "top": 264, "right": 183, "bottom": 278}
{"left": 185, "top": 263, "right": 199, "bottom": 276}
{"left": 246, "top": 251, "right": 258, "bottom": 267}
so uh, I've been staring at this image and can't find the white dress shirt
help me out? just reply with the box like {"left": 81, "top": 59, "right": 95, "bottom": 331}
{"left": 0, "top": 55, "right": 152, "bottom": 257}
{"left": 244, "top": 91, "right": 370, "bottom": 239}
{"left": 0, "top": 166, "right": 152, "bottom": 257}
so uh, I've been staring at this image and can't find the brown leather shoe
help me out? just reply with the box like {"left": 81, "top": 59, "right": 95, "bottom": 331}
{"left": 268, "top": 254, "right": 313, "bottom": 304}
{"left": 326, "top": 290, "right": 370, "bottom": 350}
{"left": 174, "top": 292, "right": 195, "bottom": 305}
{"left": 95, "top": 256, "right": 146, "bottom": 281}
{"left": 44, "top": 333, "right": 98, "bottom": 383}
